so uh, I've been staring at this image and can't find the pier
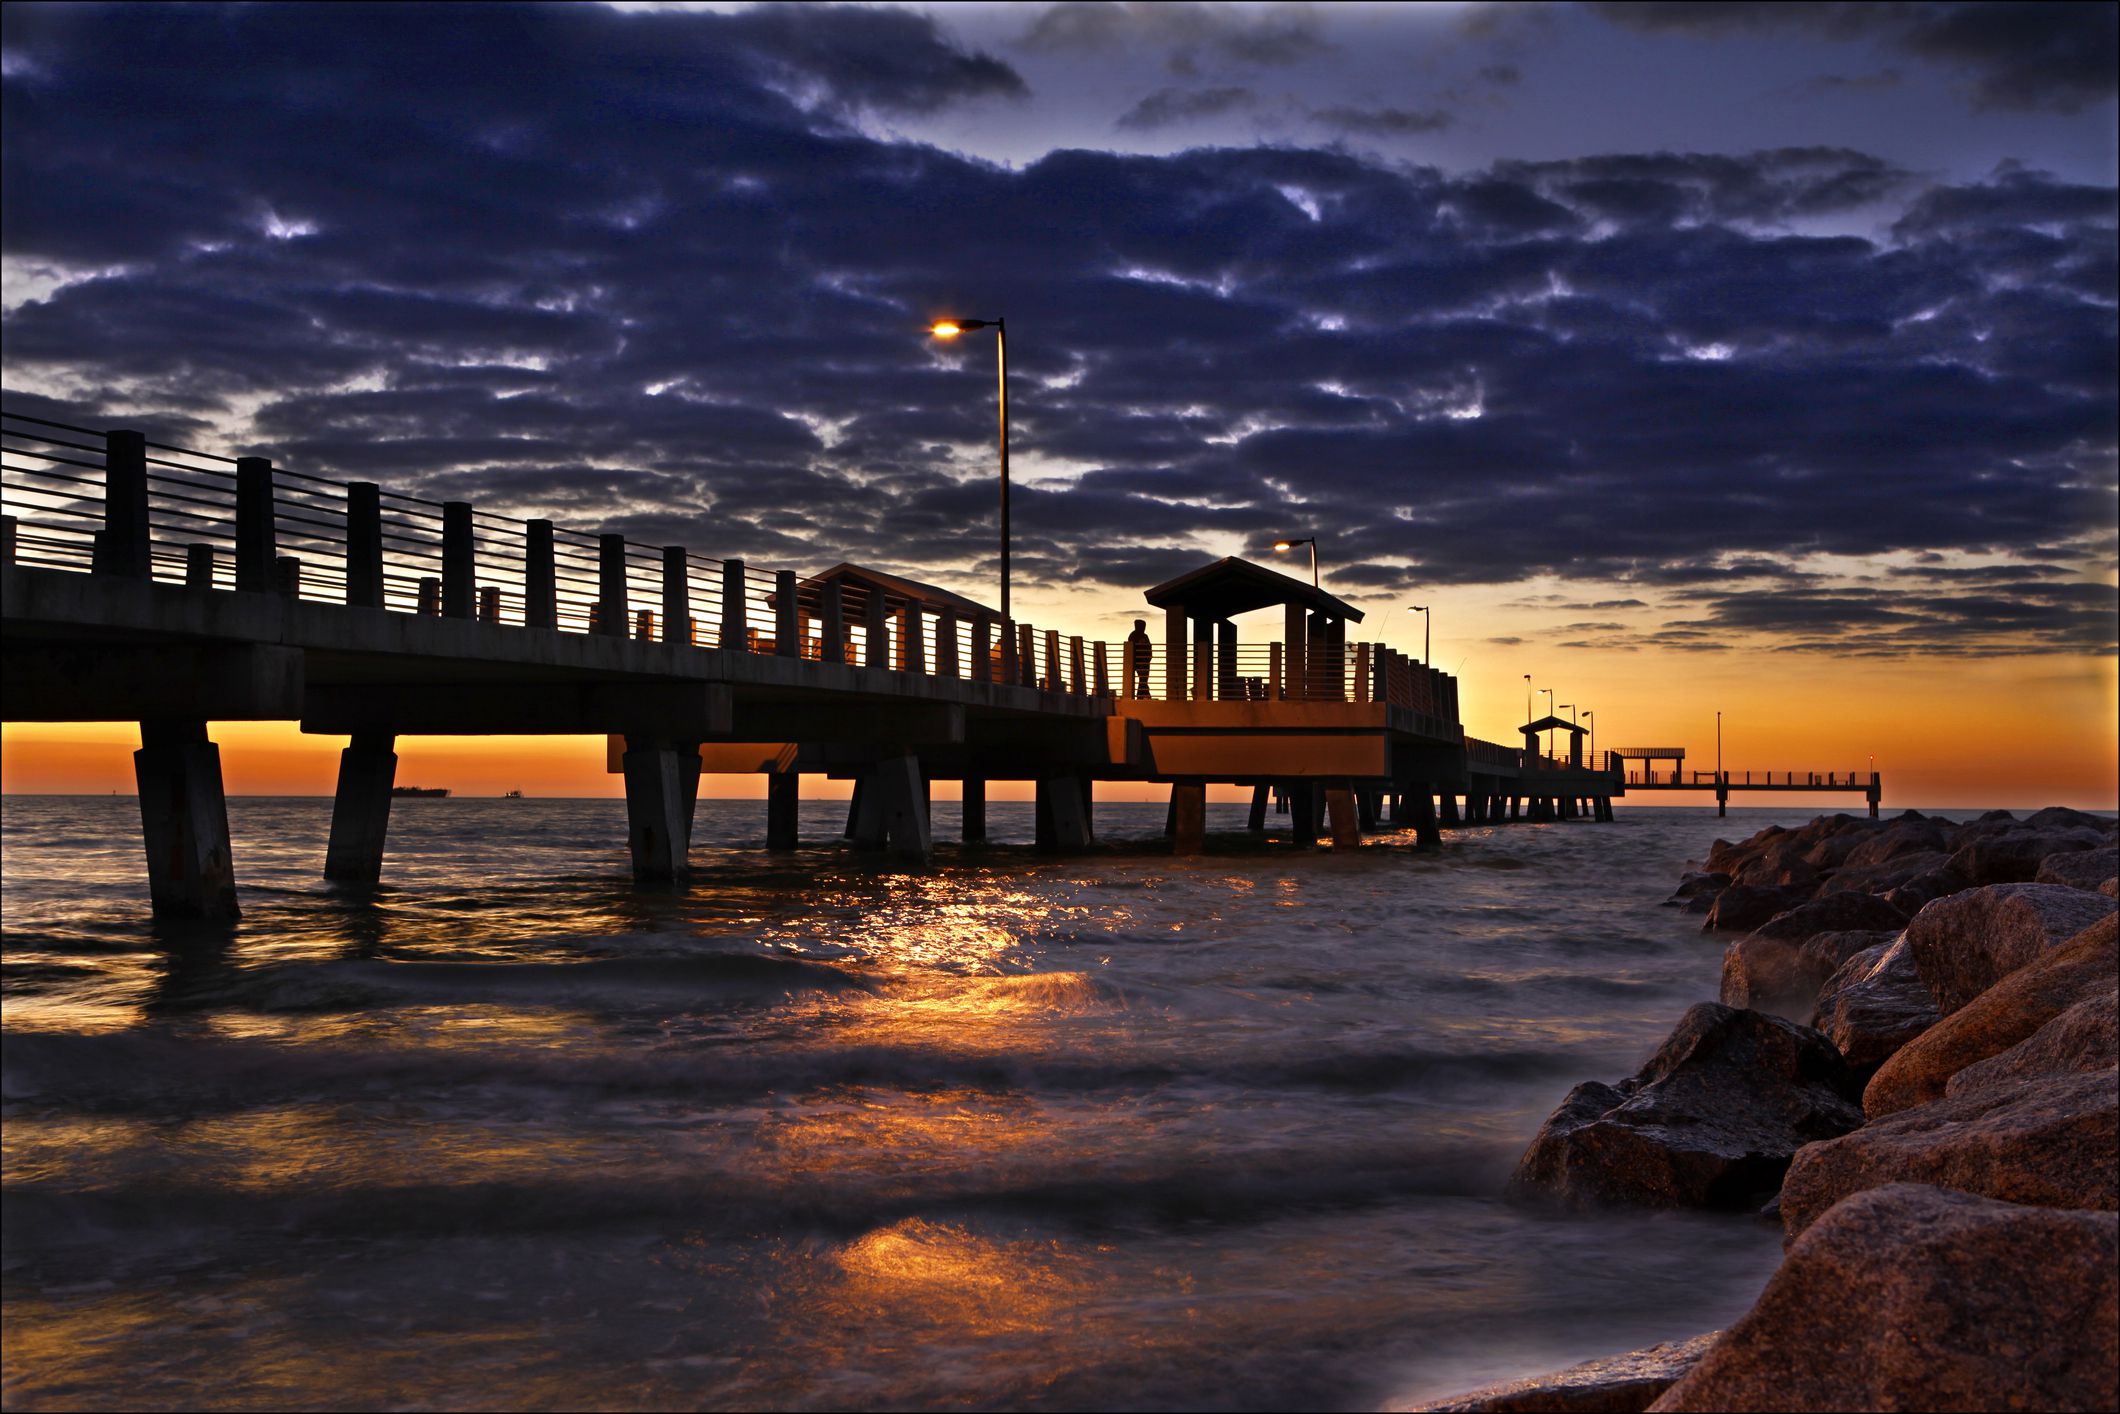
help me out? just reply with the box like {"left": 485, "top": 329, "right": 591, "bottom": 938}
{"left": 8, "top": 412, "right": 1636, "bottom": 916}
{"left": 1612, "top": 747, "right": 1882, "bottom": 818}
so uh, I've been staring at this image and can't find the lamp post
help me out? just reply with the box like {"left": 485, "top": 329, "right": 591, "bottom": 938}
{"left": 930, "top": 317, "right": 1009, "bottom": 621}
{"left": 1408, "top": 604, "right": 1429, "bottom": 664}
{"left": 1271, "top": 536, "right": 1318, "bottom": 587}
{"left": 1541, "top": 688, "right": 1554, "bottom": 760}
{"left": 1583, "top": 710, "right": 1595, "bottom": 772}
{"left": 1523, "top": 674, "right": 1531, "bottom": 727}
{"left": 1717, "top": 710, "right": 1723, "bottom": 790}
{"left": 1559, "top": 703, "right": 1574, "bottom": 766}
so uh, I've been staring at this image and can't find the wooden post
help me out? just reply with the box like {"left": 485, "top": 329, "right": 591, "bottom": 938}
{"left": 864, "top": 590, "right": 888, "bottom": 669}
{"left": 635, "top": 609, "right": 654, "bottom": 641}
{"left": 1171, "top": 782, "right": 1206, "bottom": 856}
{"left": 973, "top": 620, "right": 993, "bottom": 682}
{"left": 1217, "top": 620, "right": 1237, "bottom": 700}
{"left": 597, "top": 534, "right": 627, "bottom": 636}
{"left": 98, "top": 429, "right": 150, "bottom": 579}
{"left": 1247, "top": 784, "right": 1269, "bottom": 831}
{"left": 134, "top": 720, "right": 239, "bottom": 917}
{"left": 936, "top": 611, "right": 959, "bottom": 678}
{"left": 416, "top": 577, "right": 440, "bottom": 616}
{"left": 904, "top": 605, "right": 926, "bottom": 674}
{"left": 775, "top": 568, "right": 797, "bottom": 657}
{"left": 821, "top": 582, "right": 846, "bottom": 664}
{"left": 324, "top": 731, "right": 396, "bottom": 884}
{"left": 1193, "top": 636, "right": 1211, "bottom": 702}
{"left": 1017, "top": 622, "right": 1035, "bottom": 687}
{"left": 0, "top": 514, "right": 14, "bottom": 567}
{"left": 524, "top": 519, "right": 556, "bottom": 629}
{"left": 1410, "top": 788, "right": 1440, "bottom": 849}
{"left": 1071, "top": 636, "right": 1087, "bottom": 697}
{"left": 1164, "top": 606, "right": 1187, "bottom": 701}
{"left": 235, "top": 456, "right": 275, "bottom": 592}
{"left": 1093, "top": 641, "right": 1109, "bottom": 696}
{"left": 662, "top": 546, "right": 689, "bottom": 644}
{"left": 721, "top": 558, "right": 747, "bottom": 649}
{"left": 1120, "top": 638, "right": 1137, "bottom": 700}
{"left": 1283, "top": 603, "right": 1306, "bottom": 700}
{"left": 479, "top": 586, "right": 500, "bottom": 624}
{"left": 185, "top": 543, "right": 214, "bottom": 589}
{"left": 273, "top": 555, "right": 301, "bottom": 598}
{"left": 1045, "top": 628, "right": 1061, "bottom": 690}
{"left": 767, "top": 769, "right": 799, "bottom": 850}
{"left": 347, "top": 483, "right": 383, "bottom": 608}
{"left": 1269, "top": 641, "right": 1284, "bottom": 699}
{"left": 1326, "top": 787, "right": 1360, "bottom": 848}
{"left": 1354, "top": 643, "right": 1372, "bottom": 703}
{"left": 442, "top": 501, "right": 474, "bottom": 618}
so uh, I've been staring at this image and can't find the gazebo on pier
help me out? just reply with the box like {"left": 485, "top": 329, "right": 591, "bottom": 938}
{"left": 1521, "top": 714, "right": 1587, "bottom": 769}
{"left": 1138, "top": 556, "right": 1365, "bottom": 701}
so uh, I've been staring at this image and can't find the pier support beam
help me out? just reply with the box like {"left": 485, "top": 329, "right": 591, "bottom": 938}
{"left": 874, "top": 755, "right": 931, "bottom": 860}
{"left": 1287, "top": 782, "right": 1320, "bottom": 847}
{"left": 1247, "top": 784, "right": 1269, "bottom": 832}
{"left": 962, "top": 778, "right": 986, "bottom": 843}
{"left": 323, "top": 731, "right": 397, "bottom": 884}
{"left": 1407, "top": 786, "right": 1440, "bottom": 850}
{"left": 766, "top": 769, "right": 799, "bottom": 851}
{"left": 622, "top": 736, "right": 699, "bottom": 880}
{"left": 1325, "top": 787, "right": 1360, "bottom": 849}
{"left": 1439, "top": 792, "right": 1461, "bottom": 827}
{"left": 1171, "top": 782, "right": 1206, "bottom": 855}
{"left": 1035, "top": 776, "right": 1092, "bottom": 853}
{"left": 135, "top": 721, "right": 238, "bottom": 917}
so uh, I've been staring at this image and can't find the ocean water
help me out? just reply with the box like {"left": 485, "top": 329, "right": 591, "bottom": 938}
{"left": 2, "top": 796, "right": 1835, "bottom": 1411}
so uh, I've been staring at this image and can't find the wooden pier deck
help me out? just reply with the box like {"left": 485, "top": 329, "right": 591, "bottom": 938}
{"left": 5, "top": 411, "right": 1639, "bottom": 916}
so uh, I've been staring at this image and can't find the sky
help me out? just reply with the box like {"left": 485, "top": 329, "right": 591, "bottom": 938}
{"left": 2, "top": 1, "right": 2115, "bottom": 806}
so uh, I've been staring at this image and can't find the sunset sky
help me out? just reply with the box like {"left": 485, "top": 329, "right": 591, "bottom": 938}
{"left": 3, "top": 1, "right": 2115, "bottom": 807}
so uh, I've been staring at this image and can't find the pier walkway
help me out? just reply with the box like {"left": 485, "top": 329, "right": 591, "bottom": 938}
{"left": 1611, "top": 747, "right": 1882, "bottom": 817}
{"left": 6, "top": 412, "right": 1625, "bottom": 916}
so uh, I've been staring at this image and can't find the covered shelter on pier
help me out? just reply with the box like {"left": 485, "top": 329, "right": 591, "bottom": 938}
{"left": 1141, "top": 556, "right": 1364, "bottom": 701}
{"left": 1521, "top": 714, "right": 1588, "bottom": 768}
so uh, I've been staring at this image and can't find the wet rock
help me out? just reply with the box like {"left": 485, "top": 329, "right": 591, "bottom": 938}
{"left": 1649, "top": 1184, "right": 2119, "bottom": 1413}
{"left": 1868, "top": 912, "right": 2116, "bottom": 1115}
{"left": 1781, "top": 1067, "right": 2120, "bottom": 1240}
{"left": 1947, "top": 992, "right": 2119, "bottom": 1099}
{"left": 1699, "top": 884, "right": 1808, "bottom": 934}
{"left": 2025, "top": 805, "right": 2118, "bottom": 834}
{"left": 1413, "top": 1333, "right": 1719, "bottom": 1413}
{"left": 1948, "top": 826, "right": 2108, "bottom": 886}
{"left": 1901, "top": 883, "right": 2115, "bottom": 1015}
{"left": 1810, "top": 937, "right": 1939, "bottom": 1072}
{"left": 1663, "top": 871, "right": 1729, "bottom": 907}
{"left": 2038, "top": 845, "right": 2120, "bottom": 892}
{"left": 1720, "top": 929, "right": 1897, "bottom": 1018}
{"left": 1750, "top": 892, "right": 1908, "bottom": 942}
{"left": 1876, "top": 864, "right": 1971, "bottom": 915}
{"left": 1816, "top": 848, "right": 1951, "bottom": 898}
{"left": 1837, "top": 818, "right": 1952, "bottom": 871}
{"left": 1509, "top": 1004, "right": 1862, "bottom": 1211}
{"left": 2107, "top": 877, "right": 2119, "bottom": 900}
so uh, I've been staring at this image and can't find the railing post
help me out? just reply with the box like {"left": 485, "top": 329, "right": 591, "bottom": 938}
{"left": 185, "top": 543, "right": 213, "bottom": 589}
{"left": 235, "top": 456, "right": 275, "bottom": 592}
{"left": 1120, "top": 639, "right": 1136, "bottom": 700}
{"left": 1282, "top": 604, "right": 1306, "bottom": 701}
{"left": 479, "top": 586, "right": 500, "bottom": 624}
{"left": 821, "top": 582, "right": 845, "bottom": 664}
{"left": 720, "top": 559, "right": 745, "bottom": 650}
{"left": 936, "top": 611, "right": 959, "bottom": 677}
{"left": 902, "top": 604, "right": 925, "bottom": 674}
{"left": 775, "top": 569, "right": 798, "bottom": 656}
{"left": 1071, "top": 636, "right": 1086, "bottom": 697}
{"left": 98, "top": 429, "right": 150, "bottom": 579}
{"left": 1354, "top": 642, "right": 1371, "bottom": 703}
{"left": 416, "top": 576, "right": 440, "bottom": 616}
{"left": 1164, "top": 606, "right": 1186, "bottom": 701}
{"left": 1270, "top": 641, "right": 1284, "bottom": 699}
{"left": 661, "top": 546, "right": 689, "bottom": 644}
{"left": 346, "top": 483, "right": 382, "bottom": 608}
{"left": 635, "top": 609, "right": 654, "bottom": 641}
{"left": 861, "top": 591, "right": 888, "bottom": 669}
{"left": 0, "top": 514, "right": 14, "bottom": 567}
{"left": 1017, "top": 623, "right": 1036, "bottom": 687}
{"left": 1192, "top": 636, "right": 1210, "bottom": 701}
{"left": 442, "top": 501, "right": 474, "bottom": 618}
{"left": 524, "top": 520, "right": 556, "bottom": 629}
{"left": 597, "top": 533, "right": 626, "bottom": 636}
{"left": 973, "top": 620, "right": 993, "bottom": 682}
{"left": 1216, "top": 621, "right": 1236, "bottom": 700}
{"left": 1093, "top": 640, "right": 1109, "bottom": 696}
{"left": 274, "top": 555, "right": 302, "bottom": 599}
{"left": 1045, "top": 629, "right": 1061, "bottom": 691}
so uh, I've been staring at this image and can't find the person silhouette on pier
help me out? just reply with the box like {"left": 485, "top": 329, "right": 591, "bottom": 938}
{"left": 1126, "top": 618, "right": 1153, "bottom": 696}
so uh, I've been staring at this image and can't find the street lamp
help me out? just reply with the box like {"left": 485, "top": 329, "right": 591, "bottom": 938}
{"left": 1559, "top": 703, "right": 1574, "bottom": 768}
{"left": 1272, "top": 536, "right": 1318, "bottom": 587}
{"left": 1523, "top": 673, "right": 1531, "bottom": 726}
{"left": 1582, "top": 710, "right": 1595, "bottom": 771}
{"left": 930, "top": 317, "right": 1010, "bottom": 621}
{"left": 1407, "top": 604, "right": 1429, "bottom": 664}
{"left": 1541, "top": 687, "right": 1554, "bottom": 758}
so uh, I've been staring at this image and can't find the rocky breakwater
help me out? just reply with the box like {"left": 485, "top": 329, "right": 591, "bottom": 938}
{"left": 1416, "top": 808, "right": 2118, "bottom": 1414}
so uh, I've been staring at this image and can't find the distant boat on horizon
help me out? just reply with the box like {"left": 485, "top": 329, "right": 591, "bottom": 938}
{"left": 392, "top": 786, "right": 449, "bottom": 798}
{"left": 504, "top": 789, "right": 523, "bottom": 798}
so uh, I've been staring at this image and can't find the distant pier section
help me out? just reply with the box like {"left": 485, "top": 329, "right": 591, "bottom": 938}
{"left": 1612, "top": 746, "right": 1881, "bottom": 817}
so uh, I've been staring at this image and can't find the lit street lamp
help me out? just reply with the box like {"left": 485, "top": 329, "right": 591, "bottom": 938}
{"left": 1541, "top": 687, "right": 1554, "bottom": 758}
{"left": 1272, "top": 536, "right": 1318, "bottom": 587}
{"left": 930, "top": 317, "right": 1010, "bottom": 621}
{"left": 1583, "top": 710, "right": 1595, "bottom": 770}
{"left": 1407, "top": 604, "right": 1429, "bottom": 664}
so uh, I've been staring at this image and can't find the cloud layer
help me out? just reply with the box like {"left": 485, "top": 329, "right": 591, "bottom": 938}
{"left": 2, "top": 2, "right": 2114, "bottom": 657}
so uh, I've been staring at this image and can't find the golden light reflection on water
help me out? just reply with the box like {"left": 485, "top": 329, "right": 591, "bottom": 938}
{"left": 829, "top": 1218, "right": 1098, "bottom": 1336}
{"left": 761, "top": 873, "right": 1116, "bottom": 971}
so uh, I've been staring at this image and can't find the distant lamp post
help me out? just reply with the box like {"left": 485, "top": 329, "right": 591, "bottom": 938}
{"left": 930, "top": 316, "right": 1010, "bottom": 621}
{"left": 1541, "top": 687, "right": 1554, "bottom": 757}
{"left": 1559, "top": 703, "right": 1575, "bottom": 767}
{"left": 1583, "top": 710, "right": 1595, "bottom": 770}
{"left": 1272, "top": 536, "right": 1318, "bottom": 587}
{"left": 1523, "top": 673, "right": 1531, "bottom": 726}
{"left": 1408, "top": 604, "right": 1430, "bottom": 664}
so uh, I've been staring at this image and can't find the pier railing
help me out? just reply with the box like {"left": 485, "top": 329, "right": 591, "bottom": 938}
{"left": 0, "top": 412, "right": 1105, "bottom": 699}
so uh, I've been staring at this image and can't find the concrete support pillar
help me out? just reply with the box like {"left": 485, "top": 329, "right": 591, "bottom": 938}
{"left": 525, "top": 519, "right": 556, "bottom": 629}
{"left": 621, "top": 737, "right": 697, "bottom": 880}
{"left": 1247, "top": 783, "right": 1270, "bottom": 832}
{"left": 235, "top": 457, "right": 276, "bottom": 592}
{"left": 1289, "top": 782, "right": 1319, "bottom": 847}
{"left": 1164, "top": 605, "right": 1187, "bottom": 702}
{"left": 442, "top": 501, "right": 474, "bottom": 618}
{"left": 323, "top": 730, "right": 397, "bottom": 884}
{"left": 767, "top": 769, "right": 799, "bottom": 851}
{"left": 1440, "top": 792, "right": 1461, "bottom": 827}
{"left": 134, "top": 720, "right": 238, "bottom": 917}
{"left": 1357, "top": 789, "right": 1381, "bottom": 830}
{"left": 1035, "top": 776, "right": 1092, "bottom": 852}
{"left": 1325, "top": 787, "right": 1360, "bottom": 849}
{"left": 1171, "top": 782, "right": 1206, "bottom": 856}
{"left": 1409, "top": 787, "right": 1440, "bottom": 851}
{"left": 962, "top": 778, "right": 986, "bottom": 843}
{"left": 872, "top": 754, "right": 931, "bottom": 860}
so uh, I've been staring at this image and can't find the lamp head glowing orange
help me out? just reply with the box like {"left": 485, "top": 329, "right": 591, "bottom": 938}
{"left": 930, "top": 318, "right": 995, "bottom": 339}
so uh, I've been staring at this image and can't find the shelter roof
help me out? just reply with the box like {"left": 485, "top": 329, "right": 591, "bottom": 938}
{"left": 1521, "top": 715, "right": 1588, "bottom": 736}
{"left": 785, "top": 563, "right": 1002, "bottom": 624}
{"left": 1143, "top": 556, "right": 1364, "bottom": 622}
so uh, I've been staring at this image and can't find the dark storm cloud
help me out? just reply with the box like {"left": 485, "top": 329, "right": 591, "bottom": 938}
{"left": 1590, "top": 1, "right": 2120, "bottom": 114}
{"left": 1115, "top": 85, "right": 1258, "bottom": 131}
{"left": 1020, "top": 2, "right": 1332, "bottom": 68}
{"left": 2, "top": 2, "right": 2114, "bottom": 656}
{"left": 1309, "top": 105, "right": 1454, "bottom": 137}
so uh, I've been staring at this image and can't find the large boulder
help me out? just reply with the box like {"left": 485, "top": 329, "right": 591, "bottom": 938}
{"left": 1877, "top": 863, "right": 1972, "bottom": 915}
{"left": 1749, "top": 891, "right": 1909, "bottom": 942}
{"left": 1836, "top": 817, "right": 1952, "bottom": 871}
{"left": 1649, "top": 1184, "right": 2119, "bottom": 1413}
{"left": 1949, "top": 826, "right": 2108, "bottom": 886}
{"left": 1664, "top": 870, "right": 1729, "bottom": 907}
{"left": 1868, "top": 912, "right": 2118, "bottom": 1115}
{"left": 1816, "top": 848, "right": 1952, "bottom": 899}
{"left": 1781, "top": 1067, "right": 2119, "bottom": 1240}
{"left": 2039, "top": 845, "right": 2120, "bottom": 892}
{"left": 1946, "top": 990, "right": 2119, "bottom": 1099}
{"left": 1509, "top": 1004, "right": 1862, "bottom": 1211}
{"left": 1810, "top": 937, "right": 1940, "bottom": 1072}
{"left": 1412, "top": 1333, "right": 1719, "bottom": 1413}
{"left": 1720, "top": 929, "right": 1897, "bottom": 1018}
{"left": 1700, "top": 883, "right": 1809, "bottom": 934}
{"left": 2024, "top": 805, "right": 2118, "bottom": 834}
{"left": 1901, "top": 883, "right": 2114, "bottom": 1015}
